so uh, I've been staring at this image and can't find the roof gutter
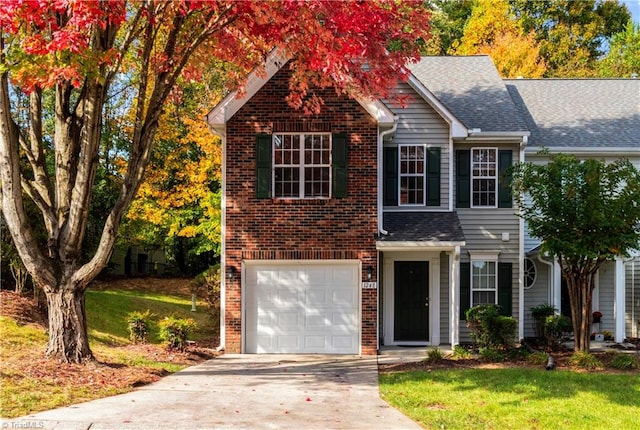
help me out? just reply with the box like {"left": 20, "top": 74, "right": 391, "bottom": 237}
{"left": 378, "top": 118, "right": 398, "bottom": 236}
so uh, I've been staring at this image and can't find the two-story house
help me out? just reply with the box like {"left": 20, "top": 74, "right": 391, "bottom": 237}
{"left": 207, "top": 53, "right": 639, "bottom": 354}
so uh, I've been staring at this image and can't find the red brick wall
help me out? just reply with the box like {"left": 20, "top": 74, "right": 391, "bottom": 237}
{"left": 224, "top": 66, "right": 379, "bottom": 354}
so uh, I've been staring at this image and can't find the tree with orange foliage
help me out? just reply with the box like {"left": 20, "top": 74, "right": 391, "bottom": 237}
{"left": 0, "top": 0, "right": 430, "bottom": 363}
{"left": 452, "top": 0, "right": 546, "bottom": 78}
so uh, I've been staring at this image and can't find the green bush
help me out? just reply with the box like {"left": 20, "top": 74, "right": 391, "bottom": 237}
{"left": 158, "top": 316, "right": 197, "bottom": 350}
{"left": 530, "top": 303, "right": 557, "bottom": 338}
{"left": 479, "top": 347, "right": 505, "bottom": 362}
{"left": 569, "top": 352, "right": 603, "bottom": 370}
{"left": 542, "top": 315, "right": 573, "bottom": 349}
{"left": 466, "top": 304, "right": 517, "bottom": 350}
{"left": 610, "top": 353, "right": 639, "bottom": 370}
{"left": 452, "top": 345, "right": 472, "bottom": 359}
{"left": 425, "top": 347, "right": 444, "bottom": 363}
{"left": 126, "top": 310, "right": 154, "bottom": 343}
{"left": 527, "top": 351, "right": 549, "bottom": 365}
{"left": 191, "top": 265, "right": 221, "bottom": 332}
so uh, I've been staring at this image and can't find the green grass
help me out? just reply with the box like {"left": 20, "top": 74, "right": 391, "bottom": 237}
{"left": 86, "top": 289, "right": 212, "bottom": 345}
{"left": 380, "top": 368, "right": 640, "bottom": 430}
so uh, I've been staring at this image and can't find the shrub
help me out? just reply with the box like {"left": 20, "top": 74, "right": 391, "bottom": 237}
{"left": 452, "top": 345, "right": 472, "bottom": 359}
{"left": 530, "top": 303, "right": 557, "bottom": 338}
{"left": 191, "top": 265, "right": 221, "bottom": 332}
{"left": 542, "top": 315, "right": 573, "bottom": 349}
{"left": 425, "top": 347, "right": 444, "bottom": 363}
{"left": 527, "top": 351, "right": 549, "bottom": 365}
{"left": 610, "top": 353, "right": 639, "bottom": 370}
{"left": 479, "top": 348, "right": 505, "bottom": 362}
{"left": 466, "top": 304, "right": 517, "bottom": 350}
{"left": 126, "top": 310, "right": 154, "bottom": 343}
{"left": 158, "top": 316, "right": 197, "bottom": 350}
{"left": 569, "top": 352, "right": 602, "bottom": 370}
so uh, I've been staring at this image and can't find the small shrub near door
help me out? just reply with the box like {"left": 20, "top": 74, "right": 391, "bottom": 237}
{"left": 158, "top": 316, "right": 197, "bottom": 350}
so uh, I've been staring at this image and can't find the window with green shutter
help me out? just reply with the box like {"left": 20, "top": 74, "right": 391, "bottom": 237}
{"left": 332, "top": 133, "right": 347, "bottom": 198}
{"left": 456, "top": 150, "right": 471, "bottom": 208}
{"left": 463, "top": 258, "right": 512, "bottom": 318}
{"left": 257, "top": 132, "right": 346, "bottom": 199}
{"left": 383, "top": 144, "right": 440, "bottom": 206}
{"left": 256, "top": 134, "right": 272, "bottom": 198}
{"left": 456, "top": 148, "right": 513, "bottom": 208}
{"left": 498, "top": 150, "right": 513, "bottom": 208}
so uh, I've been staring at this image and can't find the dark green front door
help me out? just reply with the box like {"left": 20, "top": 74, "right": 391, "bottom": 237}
{"left": 394, "top": 261, "right": 429, "bottom": 342}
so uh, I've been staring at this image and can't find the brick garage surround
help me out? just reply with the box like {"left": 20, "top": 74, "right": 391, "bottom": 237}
{"left": 224, "top": 66, "right": 379, "bottom": 354}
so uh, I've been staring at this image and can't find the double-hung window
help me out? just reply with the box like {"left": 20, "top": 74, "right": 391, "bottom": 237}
{"left": 471, "top": 259, "right": 497, "bottom": 306}
{"left": 399, "top": 144, "right": 426, "bottom": 205}
{"left": 471, "top": 147, "right": 497, "bottom": 207}
{"left": 273, "top": 133, "right": 331, "bottom": 198}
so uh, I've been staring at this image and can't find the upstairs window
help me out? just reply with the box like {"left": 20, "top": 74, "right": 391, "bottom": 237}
{"left": 471, "top": 148, "right": 497, "bottom": 207}
{"left": 383, "top": 145, "right": 440, "bottom": 207}
{"left": 399, "top": 144, "right": 426, "bottom": 205}
{"left": 456, "top": 148, "right": 512, "bottom": 209}
{"left": 273, "top": 133, "right": 331, "bottom": 198}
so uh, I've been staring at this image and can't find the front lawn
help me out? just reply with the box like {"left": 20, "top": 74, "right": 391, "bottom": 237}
{"left": 380, "top": 366, "right": 640, "bottom": 429}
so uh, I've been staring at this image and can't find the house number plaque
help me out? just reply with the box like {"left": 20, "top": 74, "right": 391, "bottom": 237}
{"left": 361, "top": 282, "right": 377, "bottom": 289}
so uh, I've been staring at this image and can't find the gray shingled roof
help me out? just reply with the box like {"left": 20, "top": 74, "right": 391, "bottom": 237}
{"left": 409, "top": 56, "right": 528, "bottom": 132}
{"left": 380, "top": 212, "right": 465, "bottom": 243}
{"left": 505, "top": 79, "right": 640, "bottom": 148}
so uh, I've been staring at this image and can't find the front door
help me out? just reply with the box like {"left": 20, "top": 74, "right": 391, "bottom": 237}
{"left": 394, "top": 261, "right": 429, "bottom": 342}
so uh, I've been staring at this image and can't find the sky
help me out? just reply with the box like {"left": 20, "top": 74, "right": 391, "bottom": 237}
{"left": 622, "top": 0, "right": 640, "bottom": 24}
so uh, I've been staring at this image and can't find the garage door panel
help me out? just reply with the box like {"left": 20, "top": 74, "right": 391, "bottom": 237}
{"left": 245, "top": 262, "right": 359, "bottom": 354}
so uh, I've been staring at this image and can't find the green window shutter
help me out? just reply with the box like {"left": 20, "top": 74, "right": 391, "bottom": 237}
{"left": 426, "top": 147, "right": 441, "bottom": 206}
{"left": 498, "top": 150, "right": 513, "bottom": 208}
{"left": 456, "top": 150, "right": 470, "bottom": 208}
{"left": 256, "top": 134, "right": 272, "bottom": 198}
{"left": 460, "top": 262, "right": 471, "bottom": 320}
{"left": 332, "top": 133, "right": 348, "bottom": 198}
{"left": 383, "top": 146, "right": 398, "bottom": 206}
{"left": 498, "top": 262, "right": 513, "bottom": 316}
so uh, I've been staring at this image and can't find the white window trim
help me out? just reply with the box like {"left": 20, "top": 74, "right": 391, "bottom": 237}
{"left": 272, "top": 132, "right": 332, "bottom": 199}
{"left": 471, "top": 147, "right": 498, "bottom": 208}
{"left": 469, "top": 251, "right": 499, "bottom": 307}
{"left": 398, "top": 143, "right": 427, "bottom": 207}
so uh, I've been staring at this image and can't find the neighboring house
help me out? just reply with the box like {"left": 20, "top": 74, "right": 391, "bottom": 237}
{"left": 505, "top": 78, "right": 640, "bottom": 341}
{"left": 207, "top": 53, "right": 640, "bottom": 354}
{"left": 109, "top": 245, "right": 168, "bottom": 277}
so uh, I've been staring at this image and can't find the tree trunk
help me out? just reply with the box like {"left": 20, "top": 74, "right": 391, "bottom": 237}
{"left": 45, "top": 287, "right": 94, "bottom": 363}
{"left": 565, "top": 270, "right": 594, "bottom": 353}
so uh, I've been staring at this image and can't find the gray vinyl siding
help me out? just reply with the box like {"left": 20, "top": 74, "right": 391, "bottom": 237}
{"left": 523, "top": 258, "right": 551, "bottom": 338}
{"left": 455, "top": 143, "right": 521, "bottom": 343}
{"left": 384, "top": 82, "right": 450, "bottom": 210}
{"left": 439, "top": 252, "right": 450, "bottom": 343}
{"left": 626, "top": 258, "right": 640, "bottom": 338}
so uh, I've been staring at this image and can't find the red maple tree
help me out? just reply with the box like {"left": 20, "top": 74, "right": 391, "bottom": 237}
{"left": 0, "top": 0, "right": 430, "bottom": 362}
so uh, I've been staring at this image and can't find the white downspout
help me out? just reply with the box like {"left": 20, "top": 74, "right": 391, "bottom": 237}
{"left": 378, "top": 117, "right": 398, "bottom": 235}
{"left": 518, "top": 137, "right": 526, "bottom": 340}
{"left": 537, "top": 253, "right": 554, "bottom": 305}
{"left": 208, "top": 124, "right": 227, "bottom": 352}
{"left": 450, "top": 246, "right": 461, "bottom": 346}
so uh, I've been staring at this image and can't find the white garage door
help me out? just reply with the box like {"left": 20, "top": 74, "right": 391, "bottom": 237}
{"left": 245, "top": 262, "right": 359, "bottom": 354}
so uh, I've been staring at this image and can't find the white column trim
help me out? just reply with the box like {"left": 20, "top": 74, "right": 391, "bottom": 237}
{"left": 615, "top": 257, "right": 626, "bottom": 343}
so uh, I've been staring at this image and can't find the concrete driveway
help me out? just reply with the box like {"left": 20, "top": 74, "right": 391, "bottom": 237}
{"left": 3, "top": 354, "right": 420, "bottom": 429}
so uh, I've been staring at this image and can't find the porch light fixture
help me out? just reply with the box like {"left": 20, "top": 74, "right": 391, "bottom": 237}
{"left": 367, "top": 266, "right": 373, "bottom": 281}
{"left": 227, "top": 265, "right": 237, "bottom": 280}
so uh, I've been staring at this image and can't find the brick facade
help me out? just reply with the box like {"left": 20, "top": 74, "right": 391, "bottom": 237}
{"left": 224, "top": 66, "right": 379, "bottom": 354}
